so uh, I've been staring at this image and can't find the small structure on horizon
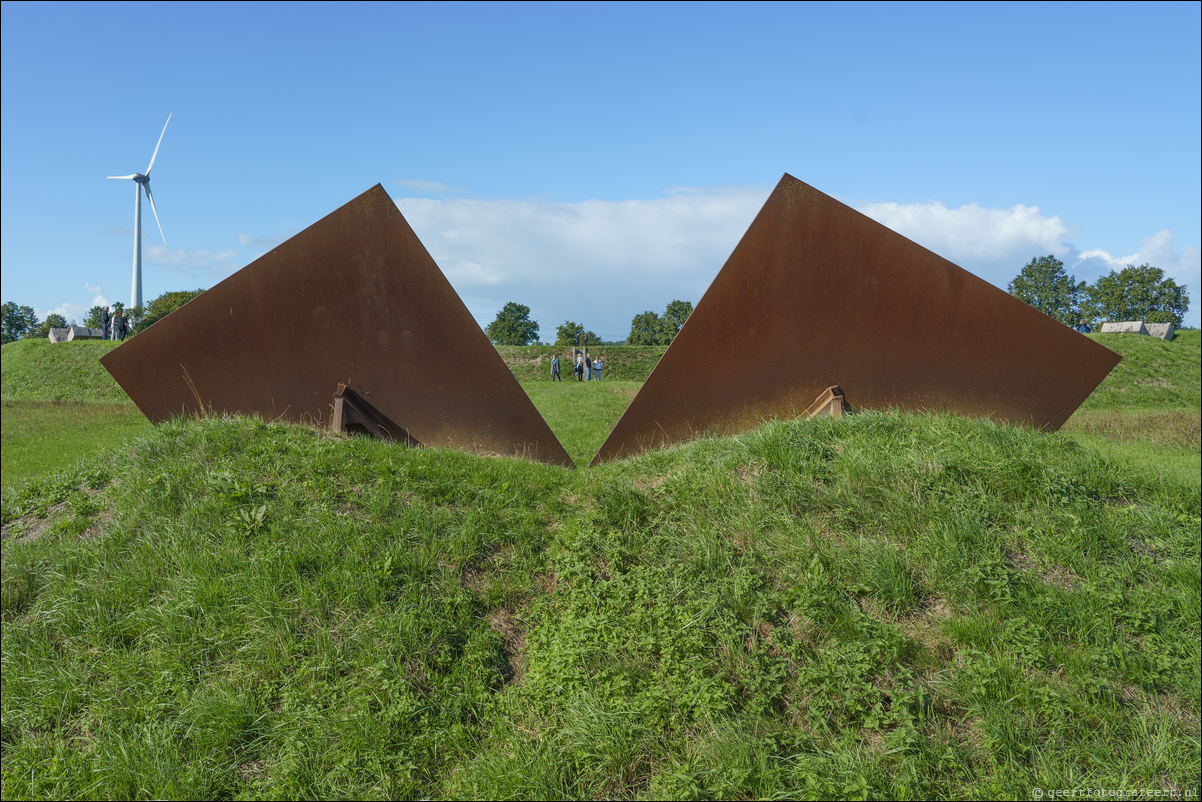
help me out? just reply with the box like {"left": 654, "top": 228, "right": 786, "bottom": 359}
{"left": 49, "top": 326, "right": 105, "bottom": 343}
{"left": 1145, "top": 322, "right": 1176, "bottom": 341}
{"left": 1100, "top": 321, "right": 1175, "bottom": 341}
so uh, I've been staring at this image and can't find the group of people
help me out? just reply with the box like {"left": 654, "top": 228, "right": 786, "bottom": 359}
{"left": 550, "top": 353, "right": 603, "bottom": 382}
{"left": 100, "top": 306, "right": 130, "bottom": 341}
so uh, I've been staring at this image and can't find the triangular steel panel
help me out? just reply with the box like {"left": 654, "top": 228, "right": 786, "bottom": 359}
{"left": 591, "top": 174, "right": 1120, "bottom": 465}
{"left": 102, "top": 184, "right": 574, "bottom": 467}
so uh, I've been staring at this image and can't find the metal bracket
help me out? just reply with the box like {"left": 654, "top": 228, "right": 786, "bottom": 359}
{"left": 804, "top": 385, "right": 846, "bottom": 420}
{"left": 332, "top": 383, "right": 417, "bottom": 445}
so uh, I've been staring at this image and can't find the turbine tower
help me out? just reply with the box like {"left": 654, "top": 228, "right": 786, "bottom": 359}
{"left": 108, "top": 114, "right": 171, "bottom": 310}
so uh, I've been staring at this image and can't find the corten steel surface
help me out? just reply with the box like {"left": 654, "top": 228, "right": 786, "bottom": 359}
{"left": 101, "top": 184, "right": 574, "bottom": 467}
{"left": 591, "top": 174, "right": 1121, "bottom": 465}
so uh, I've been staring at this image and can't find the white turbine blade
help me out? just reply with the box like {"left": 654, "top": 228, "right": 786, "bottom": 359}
{"left": 143, "top": 182, "right": 167, "bottom": 247}
{"left": 107, "top": 174, "right": 138, "bottom": 180}
{"left": 145, "top": 113, "right": 171, "bottom": 174}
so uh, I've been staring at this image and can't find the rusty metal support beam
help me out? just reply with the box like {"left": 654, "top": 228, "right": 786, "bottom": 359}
{"left": 591, "top": 174, "right": 1120, "bottom": 465}
{"left": 804, "top": 385, "right": 846, "bottom": 420}
{"left": 332, "top": 383, "right": 418, "bottom": 445}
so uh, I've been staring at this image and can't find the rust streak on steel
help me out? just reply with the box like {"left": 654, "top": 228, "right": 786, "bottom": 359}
{"left": 101, "top": 184, "right": 574, "bottom": 467}
{"left": 591, "top": 174, "right": 1121, "bottom": 465}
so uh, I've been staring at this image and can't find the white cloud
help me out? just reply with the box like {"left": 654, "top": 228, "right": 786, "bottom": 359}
{"left": 35, "top": 302, "right": 85, "bottom": 326}
{"left": 238, "top": 232, "right": 291, "bottom": 249}
{"left": 391, "top": 188, "right": 1199, "bottom": 335}
{"left": 145, "top": 244, "right": 241, "bottom": 277}
{"left": 35, "top": 284, "right": 120, "bottom": 326}
{"left": 396, "top": 178, "right": 462, "bottom": 195}
{"left": 84, "top": 284, "right": 115, "bottom": 308}
{"left": 1077, "top": 229, "right": 1201, "bottom": 284}
{"left": 856, "top": 201, "right": 1075, "bottom": 264}
{"left": 395, "top": 188, "right": 769, "bottom": 340}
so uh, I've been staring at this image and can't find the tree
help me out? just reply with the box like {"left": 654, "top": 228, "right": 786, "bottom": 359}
{"left": 555, "top": 320, "right": 585, "bottom": 346}
{"left": 662, "top": 299, "right": 693, "bottom": 339}
{"left": 85, "top": 306, "right": 105, "bottom": 328}
{"left": 1007, "top": 255, "right": 1086, "bottom": 327}
{"left": 627, "top": 299, "right": 693, "bottom": 345}
{"left": 1, "top": 302, "right": 39, "bottom": 344}
{"left": 485, "top": 302, "right": 539, "bottom": 345}
{"left": 1083, "top": 264, "right": 1189, "bottom": 328}
{"left": 627, "top": 310, "right": 665, "bottom": 345}
{"left": 135, "top": 289, "right": 206, "bottom": 333}
{"left": 36, "top": 313, "right": 68, "bottom": 339}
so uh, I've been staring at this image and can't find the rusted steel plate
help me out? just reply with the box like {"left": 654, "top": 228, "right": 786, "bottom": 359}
{"left": 101, "top": 184, "right": 574, "bottom": 467}
{"left": 591, "top": 174, "right": 1120, "bottom": 465}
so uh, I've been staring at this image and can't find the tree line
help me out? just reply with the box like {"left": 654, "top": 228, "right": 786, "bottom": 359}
{"left": 483, "top": 300, "right": 695, "bottom": 346}
{"left": 1, "top": 289, "right": 205, "bottom": 345}
{"left": 1008, "top": 256, "right": 1189, "bottom": 329}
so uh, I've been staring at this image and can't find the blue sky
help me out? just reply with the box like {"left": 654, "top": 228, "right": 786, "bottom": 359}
{"left": 3, "top": 1, "right": 1199, "bottom": 337}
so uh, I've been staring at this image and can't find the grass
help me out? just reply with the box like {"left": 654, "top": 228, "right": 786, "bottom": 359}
{"left": 523, "top": 379, "right": 639, "bottom": 465}
{"left": 1, "top": 329, "right": 1199, "bottom": 799}
{"left": 1078, "top": 330, "right": 1200, "bottom": 411}
{"left": 0, "top": 401, "right": 152, "bottom": 492}
{"left": 2, "top": 412, "right": 1198, "bottom": 799}
{"left": 0, "top": 338, "right": 128, "bottom": 402}
{"left": 1060, "top": 330, "right": 1200, "bottom": 488}
{"left": 493, "top": 345, "right": 667, "bottom": 383}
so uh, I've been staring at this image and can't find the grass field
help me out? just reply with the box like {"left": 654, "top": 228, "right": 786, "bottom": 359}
{"left": 0, "top": 401, "right": 152, "bottom": 492}
{"left": 0, "top": 338, "right": 127, "bottom": 402}
{"left": 1076, "top": 331, "right": 1200, "bottom": 412}
{"left": 4, "top": 332, "right": 1198, "bottom": 489}
{"left": 2, "top": 330, "right": 1199, "bottom": 799}
{"left": 493, "top": 345, "right": 667, "bottom": 384}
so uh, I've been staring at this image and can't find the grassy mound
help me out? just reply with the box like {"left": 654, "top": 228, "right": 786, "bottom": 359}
{"left": 493, "top": 345, "right": 667, "bottom": 383}
{"left": 0, "top": 401, "right": 152, "bottom": 492}
{"left": 4, "top": 331, "right": 1196, "bottom": 410}
{"left": 1079, "top": 329, "right": 1200, "bottom": 411}
{"left": 0, "top": 338, "right": 128, "bottom": 402}
{"left": 3, "top": 412, "right": 1198, "bottom": 798}
{"left": 1, "top": 339, "right": 667, "bottom": 400}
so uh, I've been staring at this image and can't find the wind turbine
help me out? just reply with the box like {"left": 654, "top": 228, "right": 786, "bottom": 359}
{"left": 108, "top": 113, "right": 171, "bottom": 310}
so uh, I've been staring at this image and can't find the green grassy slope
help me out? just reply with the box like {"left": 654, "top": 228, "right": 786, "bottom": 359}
{"left": 1, "top": 340, "right": 665, "bottom": 399}
{"left": 1078, "top": 329, "right": 1200, "bottom": 411}
{"left": 0, "top": 338, "right": 128, "bottom": 402}
{"left": 0, "top": 401, "right": 152, "bottom": 492}
{"left": 494, "top": 344, "right": 667, "bottom": 383}
{"left": 523, "top": 380, "right": 639, "bottom": 466}
{"left": 3, "top": 327, "right": 1200, "bottom": 798}
{"left": 1062, "top": 330, "right": 1200, "bottom": 484}
{"left": 7, "top": 332, "right": 1194, "bottom": 411}
{"left": 2, "top": 413, "right": 1198, "bottom": 799}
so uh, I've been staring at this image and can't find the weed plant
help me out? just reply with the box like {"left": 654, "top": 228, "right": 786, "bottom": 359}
{"left": 3, "top": 411, "right": 1198, "bottom": 799}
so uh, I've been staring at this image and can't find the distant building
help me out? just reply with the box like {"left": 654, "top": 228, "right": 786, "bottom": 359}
{"left": 1098, "top": 321, "right": 1176, "bottom": 341}
{"left": 48, "top": 326, "right": 105, "bottom": 343}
